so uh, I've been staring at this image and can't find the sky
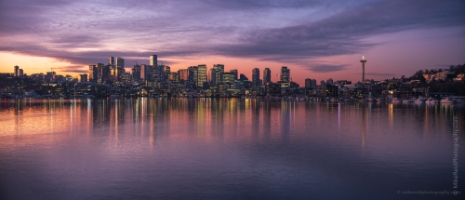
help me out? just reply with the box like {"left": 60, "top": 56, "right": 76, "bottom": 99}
{"left": 0, "top": 0, "right": 464, "bottom": 85}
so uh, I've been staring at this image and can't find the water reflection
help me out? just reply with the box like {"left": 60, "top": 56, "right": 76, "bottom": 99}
{"left": 0, "top": 98, "right": 464, "bottom": 199}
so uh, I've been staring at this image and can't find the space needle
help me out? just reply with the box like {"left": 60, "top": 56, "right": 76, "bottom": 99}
{"left": 360, "top": 56, "right": 367, "bottom": 83}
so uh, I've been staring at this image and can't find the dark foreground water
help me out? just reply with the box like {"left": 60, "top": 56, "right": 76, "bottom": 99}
{"left": 0, "top": 98, "right": 464, "bottom": 200}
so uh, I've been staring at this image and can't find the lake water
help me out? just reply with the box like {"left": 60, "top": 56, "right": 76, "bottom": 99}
{"left": 0, "top": 98, "right": 464, "bottom": 200}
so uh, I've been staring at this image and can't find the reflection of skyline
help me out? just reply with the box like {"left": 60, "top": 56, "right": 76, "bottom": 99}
{"left": 0, "top": 98, "right": 464, "bottom": 145}
{"left": 1, "top": 98, "right": 464, "bottom": 200}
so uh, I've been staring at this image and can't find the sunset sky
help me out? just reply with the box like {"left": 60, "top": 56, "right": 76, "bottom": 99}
{"left": 0, "top": 0, "right": 464, "bottom": 84}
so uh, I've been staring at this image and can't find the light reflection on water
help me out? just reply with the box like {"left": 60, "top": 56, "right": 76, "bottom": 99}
{"left": 0, "top": 98, "right": 464, "bottom": 200}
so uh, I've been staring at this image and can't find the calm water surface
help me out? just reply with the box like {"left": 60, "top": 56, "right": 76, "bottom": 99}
{"left": 0, "top": 98, "right": 464, "bottom": 200}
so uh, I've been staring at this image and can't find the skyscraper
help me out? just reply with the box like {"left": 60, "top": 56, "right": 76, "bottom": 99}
{"left": 230, "top": 69, "right": 238, "bottom": 80}
{"left": 140, "top": 64, "right": 147, "bottom": 80}
{"left": 88, "top": 65, "right": 97, "bottom": 81}
{"left": 14, "top": 65, "right": 19, "bottom": 77}
{"left": 178, "top": 69, "right": 188, "bottom": 81}
{"left": 116, "top": 57, "right": 124, "bottom": 69}
{"left": 223, "top": 72, "right": 235, "bottom": 84}
{"left": 132, "top": 64, "right": 141, "bottom": 81}
{"left": 263, "top": 68, "right": 271, "bottom": 84}
{"left": 280, "top": 66, "right": 290, "bottom": 82}
{"left": 150, "top": 55, "right": 158, "bottom": 66}
{"left": 109, "top": 56, "right": 115, "bottom": 65}
{"left": 212, "top": 64, "right": 224, "bottom": 85}
{"left": 197, "top": 64, "right": 207, "bottom": 88}
{"left": 188, "top": 66, "right": 198, "bottom": 88}
{"left": 305, "top": 78, "right": 317, "bottom": 89}
{"left": 164, "top": 66, "right": 170, "bottom": 81}
{"left": 326, "top": 78, "right": 334, "bottom": 85}
{"left": 252, "top": 68, "right": 260, "bottom": 87}
{"left": 80, "top": 74, "right": 88, "bottom": 82}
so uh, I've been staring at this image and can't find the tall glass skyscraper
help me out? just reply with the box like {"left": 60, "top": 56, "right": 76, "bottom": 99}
{"left": 280, "top": 66, "right": 290, "bottom": 82}
{"left": 263, "top": 68, "right": 271, "bottom": 84}
{"left": 197, "top": 64, "right": 207, "bottom": 88}
{"left": 252, "top": 68, "right": 260, "bottom": 87}
{"left": 212, "top": 64, "right": 224, "bottom": 85}
{"left": 150, "top": 55, "right": 158, "bottom": 66}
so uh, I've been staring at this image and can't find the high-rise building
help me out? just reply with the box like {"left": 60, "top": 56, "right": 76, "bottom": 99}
{"left": 115, "top": 65, "right": 124, "bottom": 79}
{"left": 169, "top": 73, "right": 179, "bottom": 82}
{"left": 188, "top": 66, "right": 198, "bottom": 88}
{"left": 305, "top": 78, "right": 312, "bottom": 89}
{"left": 280, "top": 66, "right": 290, "bottom": 82}
{"left": 164, "top": 66, "right": 170, "bottom": 81}
{"left": 150, "top": 55, "right": 158, "bottom": 66}
{"left": 88, "top": 65, "right": 97, "bottom": 81}
{"left": 263, "top": 68, "right": 271, "bottom": 84}
{"left": 252, "top": 68, "right": 260, "bottom": 87}
{"left": 326, "top": 78, "right": 334, "bottom": 85}
{"left": 14, "top": 65, "right": 19, "bottom": 77}
{"left": 19, "top": 69, "right": 23, "bottom": 77}
{"left": 140, "top": 64, "right": 148, "bottom": 80}
{"left": 223, "top": 72, "right": 235, "bottom": 84}
{"left": 212, "top": 64, "right": 224, "bottom": 85}
{"left": 132, "top": 65, "right": 141, "bottom": 81}
{"left": 240, "top": 73, "right": 248, "bottom": 81}
{"left": 178, "top": 69, "right": 188, "bottom": 81}
{"left": 80, "top": 74, "right": 88, "bottom": 82}
{"left": 208, "top": 68, "right": 213, "bottom": 82}
{"left": 109, "top": 56, "right": 115, "bottom": 65}
{"left": 230, "top": 69, "right": 238, "bottom": 80}
{"left": 197, "top": 64, "right": 207, "bottom": 88}
{"left": 116, "top": 57, "right": 124, "bottom": 69}
{"left": 98, "top": 63, "right": 110, "bottom": 82}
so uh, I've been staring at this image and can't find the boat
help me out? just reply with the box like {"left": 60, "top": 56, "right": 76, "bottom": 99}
{"left": 413, "top": 96, "right": 426, "bottom": 104}
{"left": 425, "top": 98, "right": 438, "bottom": 104}
{"left": 440, "top": 97, "right": 454, "bottom": 104}
{"left": 391, "top": 98, "right": 401, "bottom": 104}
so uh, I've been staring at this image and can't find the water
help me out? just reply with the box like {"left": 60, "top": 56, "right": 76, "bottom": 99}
{"left": 0, "top": 98, "right": 464, "bottom": 200}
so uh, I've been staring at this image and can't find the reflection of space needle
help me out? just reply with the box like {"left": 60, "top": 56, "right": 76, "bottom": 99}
{"left": 360, "top": 56, "right": 367, "bottom": 83}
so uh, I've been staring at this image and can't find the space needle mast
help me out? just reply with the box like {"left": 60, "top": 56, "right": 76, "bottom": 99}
{"left": 360, "top": 56, "right": 367, "bottom": 83}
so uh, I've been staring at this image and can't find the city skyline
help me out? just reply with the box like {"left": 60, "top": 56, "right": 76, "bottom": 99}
{"left": 1, "top": 0, "right": 464, "bottom": 85}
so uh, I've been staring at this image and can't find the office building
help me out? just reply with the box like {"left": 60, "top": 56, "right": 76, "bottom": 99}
{"left": 80, "top": 74, "right": 88, "bottom": 82}
{"left": 109, "top": 56, "right": 114, "bottom": 65}
{"left": 178, "top": 69, "right": 188, "bottom": 81}
{"left": 252, "top": 68, "right": 260, "bottom": 87}
{"left": 188, "top": 66, "right": 198, "bottom": 88}
{"left": 212, "top": 64, "right": 224, "bottom": 85}
{"left": 197, "top": 64, "right": 207, "bottom": 88}
{"left": 14, "top": 65, "right": 19, "bottom": 77}
{"left": 223, "top": 72, "right": 235, "bottom": 84}
{"left": 88, "top": 65, "right": 97, "bottom": 81}
{"left": 263, "top": 68, "right": 271, "bottom": 84}
{"left": 230, "top": 69, "right": 238, "bottom": 80}
{"left": 280, "top": 66, "right": 290, "bottom": 82}
{"left": 150, "top": 55, "right": 158, "bottom": 66}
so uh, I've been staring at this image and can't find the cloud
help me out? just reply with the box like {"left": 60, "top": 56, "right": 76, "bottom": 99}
{"left": 306, "top": 64, "right": 347, "bottom": 73}
{"left": 0, "top": 0, "right": 464, "bottom": 70}
{"left": 212, "top": 0, "right": 464, "bottom": 62}
{"left": 56, "top": 66, "right": 87, "bottom": 73}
